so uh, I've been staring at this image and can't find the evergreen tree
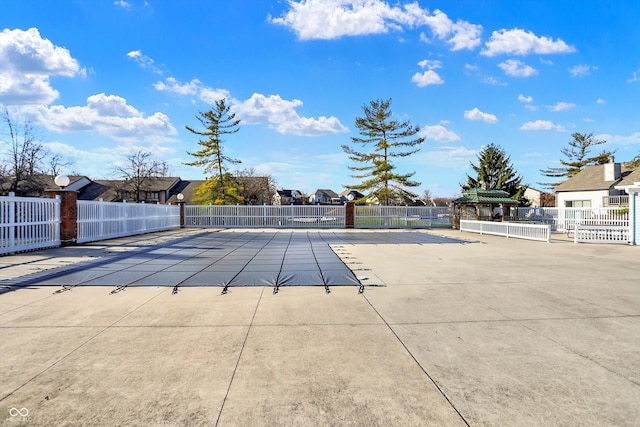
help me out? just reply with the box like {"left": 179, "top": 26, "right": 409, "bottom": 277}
{"left": 463, "top": 143, "right": 526, "bottom": 202}
{"left": 342, "top": 98, "right": 424, "bottom": 206}
{"left": 185, "top": 99, "right": 241, "bottom": 204}
{"left": 540, "top": 132, "right": 612, "bottom": 189}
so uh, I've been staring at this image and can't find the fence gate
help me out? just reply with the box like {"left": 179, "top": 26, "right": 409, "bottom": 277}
{"left": 0, "top": 193, "right": 61, "bottom": 255}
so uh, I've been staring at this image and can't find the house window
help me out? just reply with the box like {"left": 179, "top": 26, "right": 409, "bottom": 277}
{"left": 565, "top": 200, "right": 591, "bottom": 208}
{"left": 148, "top": 192, "right": 160, "bottom": 200}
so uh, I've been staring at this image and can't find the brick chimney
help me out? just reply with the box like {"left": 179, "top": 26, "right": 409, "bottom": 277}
{"left": 604, "top": 156, "right": 621, "bottom": 181}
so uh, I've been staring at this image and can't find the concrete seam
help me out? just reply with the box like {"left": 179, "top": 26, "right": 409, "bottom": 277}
{"left": 0, "top": 287, "right": 171, "bottom": 403}
{"left": 215, "top": 286, "right": 264, "bottom": 426}
{"left": 362, "top": 293, "right": 472, "bottom": 427}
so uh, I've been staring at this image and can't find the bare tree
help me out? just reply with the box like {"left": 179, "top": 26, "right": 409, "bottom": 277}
{"left": 47, "top": 153, "right": 73, "bottom": 177}
{"left": 114, "top": 150, "right": 169, "bottom": 202}
{"left": 421, "top": 189, "right": 435, "bottom": 206}
{"left": 234, "top": 167, "right": 278, "bottom": 205}
{"left": 0, "top": 109, "right": 48, "bottom": 195}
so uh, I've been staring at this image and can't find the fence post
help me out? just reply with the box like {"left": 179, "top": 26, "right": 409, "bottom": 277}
{"left": 178, "top": 201, "right": 185, "bottom": 227}
{"left": 8, "top": 192, "right": 16, "bottom": 249}
{"left": 46, "top": 189, "right": 78, "bottom": 246}
{"left": 345, "top": 201, "right": 355, "bottom": 228}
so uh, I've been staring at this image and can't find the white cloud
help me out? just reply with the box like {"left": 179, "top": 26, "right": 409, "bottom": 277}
{"left": 21, "top": 93, "right": 177, "bottom": 144}
{"left": 270, "top": 1, "right": 482, "bottom": 50}
{"left": 464, "top": 107, "right": 498, "bottom": 124}
{"left": 0, "top": 27, "right": 83, "bottom": 105}
{"left": 568, "top": 64, "right": 596, "bottom": 77}
{"left": 154, "top": 77, "right": 232, "bottom": 103}
{"left": 548, "top": 101, "right": 576, "bottom": 112}
{"left": 418, "top": 145, "right": 477, "bottom": 169}
{"left": 233, "top": 93, "right": 348, "bottom": 136}
{"left": 411, "top": 70, "right": 444, "bottom": 87}
{"left": 481, "top": 28, "right": 575, "bottom": 56}
{"left": 596, "top": 98, "right": 606, "bottom": 104}
{"left": 520, "top": 120, "right": 563, "bottom": 131}
{"left": 483, "top": 76, "right": 507, "bottom": 86}
{"left": 127, "top": 50, "right": 163, "bottom": 74}
{"left": 518, "top": 94, "right": 533, "bottom": 103}
{"left": 628, "top": 69, "right": 640, "bottom": 83}
{"left": 498, "top": 59, "right": 537, "bottom": 77}
{"left": 596, "top": 132, "right": 640, "bottom": 146}
{"left": 420, "top": 124, "right": 460, "bottom": 142}
{"left": 154, "top": 77, "right": 200, "bottom": 95}
{"left": 154, "top": 77, "right": 346, "bottom": 136}
{"left": 417, "top": 59, "right": 442, "bottom": 70}
{"left": 114, "top": 0, "right": 132, "bottom": 8}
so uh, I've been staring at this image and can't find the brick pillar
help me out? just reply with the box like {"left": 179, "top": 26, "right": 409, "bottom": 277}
{"left": 47, "top": 189, "right": 78, "bottom": 246}
{"left": 345, "top": 201, "right": 355, "bottom": 228}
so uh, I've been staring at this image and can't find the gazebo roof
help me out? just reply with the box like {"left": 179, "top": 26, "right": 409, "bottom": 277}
{"left": 453, "top": 188, "right": 519, "bottom": 205}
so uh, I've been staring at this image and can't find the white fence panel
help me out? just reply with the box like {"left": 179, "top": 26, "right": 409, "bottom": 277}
{"left": 355, "top": 206, "right": 451, "bottom": 228}
{"left": 460, "top": 220, "right": 551, "bottom": 242}
{"left": 184, "top": 205, "right": 345, "bottom": 228}
{"left": 77, "top": 200, "right": 180, "bottom": 243}
{"left": 573, "top": 225, "right": 629, "bottom": 244}
{"left": 0, "top": 193, "right": 60, "bottom": 254}
{"left": 516, "top": 207, "right": 628, "bottom": 232}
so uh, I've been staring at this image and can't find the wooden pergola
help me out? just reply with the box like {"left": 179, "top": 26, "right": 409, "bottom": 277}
{"left": 451, "top": 188, "right": 520, "bottom": 229}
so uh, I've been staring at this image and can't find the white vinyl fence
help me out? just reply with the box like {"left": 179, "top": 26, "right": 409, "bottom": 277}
{"left": 184, "top": 204, "right": 345, "bottom": 228}
{"left": 516, "top": 207, "right": 628, "bottom": 232}
{"left": 77, "top": 200, "right": 180, "bottom": 243}
{"left": 354, "top": 206, "right": 452, "bottom": 228}
{"left": 0, "top": 193, "right": 60, "bottom": 255}
{"left": 573, "top": 225, "right": 629, "bottom": 244}
{"left": 460, "top": 220, "right": 551, "bottom": 242}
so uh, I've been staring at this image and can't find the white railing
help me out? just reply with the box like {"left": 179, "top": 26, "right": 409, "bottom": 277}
{"left": 460, "top": 220, "right": 551, "bottom": 242}
{"left": 355, "top": 206, "right": 452, "bottom": 228}
{"left": 77, "top": 200, "right": 180, "bottom": 243}
{"left": 573, "top": 225, "right": 629, "bottom": 244}
{"left": 184, "top": 204, "right": 345, "bottom": 228}
{"left": 516, "top": 207, "right": 628, "bottom": 232}
{"left": 0, "top": 193, "right": 60, "bottom": 254}
{"left": 602, "top": 195, "right": 628, "bottom": 206}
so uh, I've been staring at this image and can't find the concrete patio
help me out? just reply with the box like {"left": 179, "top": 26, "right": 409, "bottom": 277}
{"left": 1, "top": 228, "right": 638, "bottom": 426}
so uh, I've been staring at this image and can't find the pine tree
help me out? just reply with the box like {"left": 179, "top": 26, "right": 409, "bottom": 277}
{"left": 463, "top": 143, "right": 526, "bottom": 202}
{"left": 185, "top": 99, "right": 242, "bottom": 204}
{"left": 540, "top": 132, "right": 612, "bottom": 189}
{"left": 342, "top": 98, "right": 424, "bottom": 205}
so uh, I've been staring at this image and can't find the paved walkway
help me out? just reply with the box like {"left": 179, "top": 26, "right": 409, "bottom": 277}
{"left": 1, "top": 228, "right": 639, "bottom": 426}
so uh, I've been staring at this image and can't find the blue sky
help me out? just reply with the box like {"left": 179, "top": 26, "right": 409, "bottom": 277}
{"left": 1, "top": 0, "right": 639, "bottom": 197}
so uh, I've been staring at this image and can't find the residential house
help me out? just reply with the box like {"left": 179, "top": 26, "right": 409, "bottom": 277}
{"left": 524, "top": 187, "right": 555, "bottom": 207}
{"left": 10, "top": 174, "right": 273, "bottom": 205}
{"left": 273, "top": 189, "right": 303, "bottom": 205}
{"left": 339, "top": 189, "right": 366, "bottom": 203}
{"left": 309, "top": 189, "right": 341, "bottom": 205}
{"left": 553, "top": 159, "right": 635, "bottom": 208}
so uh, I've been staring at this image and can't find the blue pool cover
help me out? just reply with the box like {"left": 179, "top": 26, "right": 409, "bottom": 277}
{"left": 6, "top": 231, "right": 463, "bottom": 292}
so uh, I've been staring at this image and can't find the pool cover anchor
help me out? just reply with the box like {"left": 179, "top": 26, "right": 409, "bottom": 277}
{"left": 358, "top": 284, "right": 365, "bottom": 294}
{"left": 273, "top": 285, "right": 280, "bottom": 294}
{"left": 221, "top": 285, "right": 229, "bottom": 295}
{"left": 110, "top": 285, "right": 127, "bottom": 295}
{"left": 325, "top": 284, "right": 331, "bottom": 294}
{"left": 53, "top": 284, "right": 76, "bottom": 294}
{"left": 172, "top": 285, "right": 180, "bottom": 295}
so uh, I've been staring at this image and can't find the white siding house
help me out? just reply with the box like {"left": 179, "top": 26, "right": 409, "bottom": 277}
{"left": 554, "top": 160, "right": 633, "bottom": 208}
